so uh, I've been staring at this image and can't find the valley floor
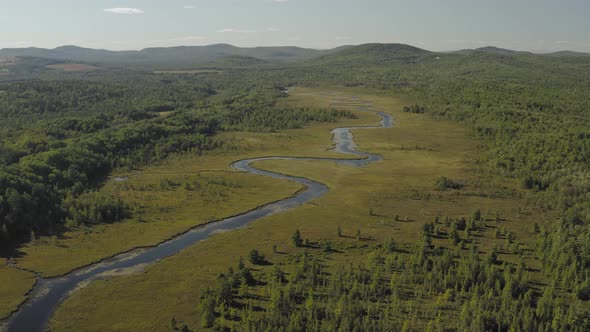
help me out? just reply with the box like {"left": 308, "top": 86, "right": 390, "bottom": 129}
{"left": 2, "top": 88, "right": 555, "bottom": 331}
{"left": 0, "top": 87, "right": 373, "bottom": 320}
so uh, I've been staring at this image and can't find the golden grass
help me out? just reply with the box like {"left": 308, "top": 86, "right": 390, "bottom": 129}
{"left": 46, "top": 64, "right": 100, "bottom": 72}
{"left": 16, "top": 172, "right": 301, "bottom": 277}
{"left": 153, "top": 70, "right": 223, "bottom": 75}
{"left": 47, "top": 88, "right": 556, "bottom": 331}
{"left": 0, "top": 264, "right": 36, "bottom": 319}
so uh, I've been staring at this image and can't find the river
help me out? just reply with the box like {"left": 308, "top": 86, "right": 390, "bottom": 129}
{"left": 3, "top": 94, "right": 393, "bottom": 332}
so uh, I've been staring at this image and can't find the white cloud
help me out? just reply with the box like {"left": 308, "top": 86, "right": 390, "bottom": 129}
{"left": 104, "top": 8, "right": 144, "bottom": 15}
{"left": 183, "top": 5, "right": 196, "bottom": 9}
{"left": 217, "top": 28, "right": 257, "bottom": 33}
{"left": 273, "top": 0, "right": 289, "bottom": 2}
{"left": 266, "top": 27, "right": 280, "bottom": 32}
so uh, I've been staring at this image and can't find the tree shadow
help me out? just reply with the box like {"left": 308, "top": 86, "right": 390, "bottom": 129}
{"left": 254, "top": 260, "right": 274, "bottom": 266}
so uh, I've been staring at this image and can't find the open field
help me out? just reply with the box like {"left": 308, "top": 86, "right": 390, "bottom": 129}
{"left": 46, "top": 88, "right": 555, "bottom": 331}
{"left": 0, "top": 57, "right": 18, "bottom": 65}
{"left": 153, "top": 69, "right": 223, "bottom": 75}
{"left": 46, "top": 63, "right": 100, "bottom": 72}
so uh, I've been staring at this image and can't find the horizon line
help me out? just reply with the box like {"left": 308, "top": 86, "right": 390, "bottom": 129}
{"left": 0, "top": 42, "right": 588, "bottom": 55}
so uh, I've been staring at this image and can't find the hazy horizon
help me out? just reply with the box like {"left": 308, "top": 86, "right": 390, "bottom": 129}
{"left": 2, "top": 0, "right": 590, "bottom": 53}
{"left": 1, "top": 42, "right": 587, "bottom": 55}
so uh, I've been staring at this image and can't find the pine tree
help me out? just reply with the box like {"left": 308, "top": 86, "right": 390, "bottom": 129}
{"left": 449, "top": 228, "right": 460, "bottom": 245}
{"left": 248, "top": 249, "right": 265, "bottom": 265}
{"left": 292, "top": 229, "right": 303, "bottom": 247}
{"left": 238, "top": 256, "right": 245, "bottom": 270}
{"left": 199, "top": 296, "right": 216, "bottom": 328}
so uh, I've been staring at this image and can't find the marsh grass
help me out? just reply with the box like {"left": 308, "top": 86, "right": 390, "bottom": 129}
{"left": 47, "top": 88, "right": 555, "bottom": 331}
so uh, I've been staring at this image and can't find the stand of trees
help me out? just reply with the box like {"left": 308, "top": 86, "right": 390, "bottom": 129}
{"left": 194, "top": 233, "right": 589, "bottom": 331}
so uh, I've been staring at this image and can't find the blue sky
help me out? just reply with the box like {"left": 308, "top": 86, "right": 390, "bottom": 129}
{"left": 1, "top": 0, "right": 589, "bottom": 52}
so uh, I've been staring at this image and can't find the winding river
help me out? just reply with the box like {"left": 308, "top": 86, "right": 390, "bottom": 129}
{"left": 3, "top": 94, "right": 393, "bottom": 332}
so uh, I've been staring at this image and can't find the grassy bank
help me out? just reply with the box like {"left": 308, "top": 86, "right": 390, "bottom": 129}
{"left": 0, "top": 265, "right": 36, "bottom": 319}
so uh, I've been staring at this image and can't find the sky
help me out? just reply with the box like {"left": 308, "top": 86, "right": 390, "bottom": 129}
{"left": 1, "top": 0, "right": 590, "bottom": 52}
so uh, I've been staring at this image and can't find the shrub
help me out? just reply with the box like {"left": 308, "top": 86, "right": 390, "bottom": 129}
{"left": 248, "top": 249, "right": 265, "bottom": 265}
{"left": 435, "top": 176, "right": 464, "bottom": 191}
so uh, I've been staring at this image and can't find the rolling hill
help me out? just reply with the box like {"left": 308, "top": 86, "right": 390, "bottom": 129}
{"left": 452, "top": 46, "right": 532, "bottom": 56}
{"left": 0, "top": 44, "right": 339, "bottom": 67}
{"left": 543, "top": 50, "right": 590, "bottom": 57}
{"left": 306, "top": 43, "right": 432, "bottom": 67}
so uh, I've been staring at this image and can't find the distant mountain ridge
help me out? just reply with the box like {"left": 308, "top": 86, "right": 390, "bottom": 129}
{"left": 542, "top": 50, "right": 590, "bottom": 57}
{"left": 452, "top": 46, "right": 590, "bottom": 57}
{"left": 0, "top": 44, "right": 344, "bottom": 66}
{"left": 1, "top": 44, "right": 588, "bottom": 69}
{"left": 451, "top": 46, "right": 532, "bottom": 56}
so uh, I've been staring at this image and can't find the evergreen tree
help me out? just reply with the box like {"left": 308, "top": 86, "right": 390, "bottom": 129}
{"left": 292, "top": 229, "right": 303, "bottom": 247}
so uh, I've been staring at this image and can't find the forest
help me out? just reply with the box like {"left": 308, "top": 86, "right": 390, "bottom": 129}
{"left": 2, "top": 44, "right": 590, "bottom": 330}
{"left": 195, "top": 224, "right": 587, "bottom": 331}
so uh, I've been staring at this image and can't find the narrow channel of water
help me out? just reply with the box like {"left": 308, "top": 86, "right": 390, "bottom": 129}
{"left": 3, "top": 96, "right": 393, "bottom": 332}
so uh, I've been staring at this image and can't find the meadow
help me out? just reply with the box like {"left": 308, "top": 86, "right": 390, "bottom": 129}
{"left": 0, "top": 88, "right": 373, "bottom": 320}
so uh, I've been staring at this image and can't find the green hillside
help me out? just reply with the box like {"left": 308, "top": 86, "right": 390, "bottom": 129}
{"left": 0, "top": 44, "right": 338, "bottom": 67}
{"left": 307, "top": 43, "right": 432, "bottom": 67}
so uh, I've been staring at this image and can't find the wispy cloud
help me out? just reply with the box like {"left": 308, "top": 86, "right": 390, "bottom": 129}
{"left": 273, "top": 0, "right": 289, "bottom": 2}
{"left": 183, "top": 5, "right": 196, "bottom": 9}
{"left": 104, "top": 8, "right": 144, "bottom": 15}
{"left": 267, "top": 27, "right": 281, "bottom": 32}
{"left": 217, "top": 28, "right": 257, "bottom": 33}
